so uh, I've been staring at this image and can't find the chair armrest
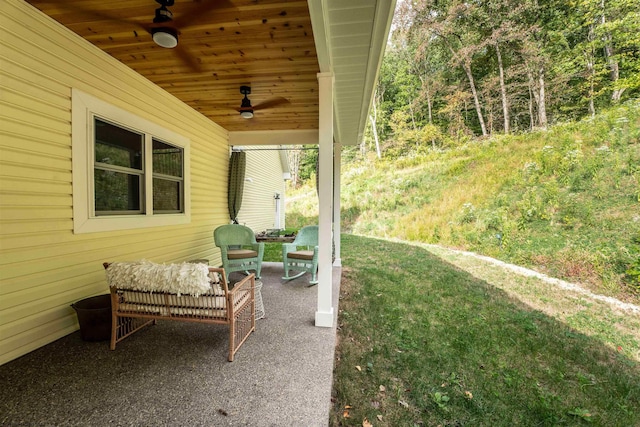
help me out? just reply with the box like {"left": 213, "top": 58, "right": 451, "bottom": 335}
{"left": 282, "top": 243, "right": 298, "bottom": 257}
{"left": 227, "top": 273, "right": 255, "bottom": 310}
{"left": 251, "top": 242, "right": 265, "bottom": 258}
{"left": 228, "top": 273, "right": 254, "bottom": 296}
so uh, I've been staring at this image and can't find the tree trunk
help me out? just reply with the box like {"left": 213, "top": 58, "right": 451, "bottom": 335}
{"left": 525, "top": 65, "right": 538, "bottom": 130}
{"left": 462, "top": 59, "right": 488, "bottom": 136}
{"left": 369, "top": 97, "right": 381, "bottom": 159}
{"left": 422, "top": 76, "right": 433, "bottom": 124}
{"left": 586, "top": 24, "right": 596, "bottom": 117}
{"left": 601, "top": 0, "right": 624, "bottom": 101}
{"left": 495, "top": 43, "right": 510, "bottom": 134}
{"left": 409, "top": 104, "right": 417, "bottom": 131}
{"left": 538, "top": 65, "right": 548, "bottom": 129}
{"left": 445, "top": 42, "right": 487, "bottom": 137}
{"left": 289, "top": 147, "right": 300, "bottom": 188}
{"left": 369, "top": 115, "right": 381, "bottom": 159}
{"left": 528, "top": 84, "right": 535, "bottom": 131}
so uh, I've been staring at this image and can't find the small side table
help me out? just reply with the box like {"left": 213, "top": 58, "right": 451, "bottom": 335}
{"left": 254, "top": 280, "right": 265, "bottom": 320}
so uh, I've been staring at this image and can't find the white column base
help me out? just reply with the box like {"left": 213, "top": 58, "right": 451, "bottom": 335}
{"left": 315, "top": 308, "right": 334, "bottom": 328}
{"left": 332, "top": 258, "right": 342, "bottom": 267}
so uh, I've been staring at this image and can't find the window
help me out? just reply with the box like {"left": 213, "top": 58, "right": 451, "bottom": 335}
{"left": 94, "top": 118, "right": 144, "bottom": 215}
{"left": 72, "top": 89, "right": 190, "bottom": 233}
{"left": 152, "top": 139, "right": 184, "bottom": 213}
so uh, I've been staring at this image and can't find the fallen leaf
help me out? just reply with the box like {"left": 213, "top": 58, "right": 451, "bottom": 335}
{"left": 377, "top": 414, "right": 383, "bottom": 421}
{"left": 464, "top": 391, "right": 473, "bottom": 400}
{"left": 356, "top": 365, "right": 362, "bottom": 371}
{"left": 343, "top": 410, "right": 350, "bottom": 418}
{"left": 398, "top": 400, "right": 409, "bottom": 408}
{"left": 379, "top": 385, "right": 386, "bottom": 392}
{"left": 363, "top": 418, "right": 373, "bottom": 427}
{"left": 344, "top": 405, "right": 353, "bottom": 409}
{"left": 217, "top": 409, "right": 228, "bottom": 416}
{"left": 371, "top": 400, "right": 380, "bottom": 409}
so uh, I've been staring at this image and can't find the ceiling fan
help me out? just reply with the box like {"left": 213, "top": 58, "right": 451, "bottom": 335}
{"left": 237, "top": 86, "right": 290, "bottom": 119}
{"left": 43, "top": 0, "right": 234, "bottom": 72}
{"left": 149, "top": 0, "right": 180, "bottom": 49}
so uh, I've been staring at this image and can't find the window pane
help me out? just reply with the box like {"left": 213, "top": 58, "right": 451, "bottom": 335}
{"left": 153, "top": 178, "right": 182, "bottom": 212}
{"left": 95, "top": 118, "right": 143, "bottom": 170}
{"left": 95, "top": 169, "right": 142, "bottom": 214}
{"left": 153, "top": 139, "right": 183, "bottom": 178}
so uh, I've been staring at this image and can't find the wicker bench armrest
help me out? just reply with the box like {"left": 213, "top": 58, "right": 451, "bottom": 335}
{"left": 228, "top": 273, "right": 255, "bottom": 303}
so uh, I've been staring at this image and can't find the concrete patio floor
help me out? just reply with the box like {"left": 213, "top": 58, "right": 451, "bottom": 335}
{"left": 0, "top": 262, "right": 341, "bottom": 426}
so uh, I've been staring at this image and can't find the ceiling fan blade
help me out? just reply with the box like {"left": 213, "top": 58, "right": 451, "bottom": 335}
{"left": 173, "top": 0, "right": 235, "bottom": 29}
{"left": 174, "top": 44, "right": 203, "bottom": 72}
{"left": 35, "top": 1, "right": 151, "bottom": 32}
{"left": 252, "top": 97, "right": 290, "bottom": 111}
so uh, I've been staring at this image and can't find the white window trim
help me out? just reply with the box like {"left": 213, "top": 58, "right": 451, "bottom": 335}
{"left": 72, "top": 88, "right": 190, "bottom": 234}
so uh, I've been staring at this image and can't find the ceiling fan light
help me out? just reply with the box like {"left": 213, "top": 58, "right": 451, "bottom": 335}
{"left": 240, "top": 110, "right": 254, "bottom": 119}
{"left": 152, "top": 27, "right": 178, "bottom": 48}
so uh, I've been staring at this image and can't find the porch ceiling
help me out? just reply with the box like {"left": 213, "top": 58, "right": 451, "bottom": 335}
{"left": 24, "top": 0, "right": 396, "bottom": 146}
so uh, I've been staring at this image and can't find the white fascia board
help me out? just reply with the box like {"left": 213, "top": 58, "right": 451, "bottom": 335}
{"left": 308, "top": 0, "right": 332, "bottom": 73}
{"left": 229, "top": 129, "right": 319, "bottom": 146}
{"left": 356, "top": 0, "right": 397, "bottom": 145}
{"left": 307, "top": 0, "right": 342, "bottom": 144}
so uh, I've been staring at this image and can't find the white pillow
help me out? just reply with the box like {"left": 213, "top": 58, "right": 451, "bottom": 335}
{"left": 106, "top": 260, "right": 213, "bottom": 297}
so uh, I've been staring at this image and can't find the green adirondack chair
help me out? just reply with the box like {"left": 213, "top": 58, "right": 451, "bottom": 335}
{"left": 214, "top": 224, "right": 264, "bottom": 281}
{"left": 282, "top": 225, "right": 319, "bottom": 285}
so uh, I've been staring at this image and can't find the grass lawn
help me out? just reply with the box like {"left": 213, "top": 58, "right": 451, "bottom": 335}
{"left": 330, "top": 234, "right": 640, "bottom": 426}
{"left": 262, "top": 228, "right": 299, "bottom": 263}
{"left": 264, "top": 242, "right": 284, "bottom": 263}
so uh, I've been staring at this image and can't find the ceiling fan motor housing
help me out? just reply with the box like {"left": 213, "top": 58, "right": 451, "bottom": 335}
{"left": 154, "top": 5, "right": 174, "bottom": 23}
{"left": 239, "top": 86, "right": 254, "bottom": 118}
{"left": 151, "top": 0, "right": 177, "bottom": 48}
{"left": 240, "top": 86, "right": 253, "bottom": 109}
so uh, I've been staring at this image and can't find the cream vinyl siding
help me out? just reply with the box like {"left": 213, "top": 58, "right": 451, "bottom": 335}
{"left": 0, "top": 1, "right": 230, "bottom": 365}
{"left": 236, "top": 147, "right": 287, "bottom": 232}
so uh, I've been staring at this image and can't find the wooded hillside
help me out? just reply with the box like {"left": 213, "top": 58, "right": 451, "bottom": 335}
{"left": 363, "top": 0, "right": 639, "bottom": 154}
{"left": 286, "top": 1, "right": 639, "bottom": 300}
{"left": 288, "top": 103, "right": 639, "bottom": 302}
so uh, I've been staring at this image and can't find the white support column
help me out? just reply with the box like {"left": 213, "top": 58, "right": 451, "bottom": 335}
{"left": 316, "top": 71, "right": 334, "bottom": 327}
{"left": 333, "top": 142, "right": 342, "bottom": 267}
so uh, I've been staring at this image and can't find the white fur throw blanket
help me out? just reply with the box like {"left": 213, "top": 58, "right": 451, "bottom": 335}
{"left": 106, "top": 260, "right": 216, "bottom": 297}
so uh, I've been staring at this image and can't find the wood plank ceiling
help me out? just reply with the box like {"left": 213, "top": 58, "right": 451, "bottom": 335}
{"left": 25, "top": 0, "right": 320, "bottom": 133}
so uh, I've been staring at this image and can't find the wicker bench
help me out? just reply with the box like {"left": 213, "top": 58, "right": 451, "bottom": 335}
{"left": 103, "top": 262, "right": 255, "bottom": 362}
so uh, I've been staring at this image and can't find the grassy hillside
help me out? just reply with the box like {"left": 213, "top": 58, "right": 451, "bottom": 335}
{"left": 286, "top": 101, "right": 640, "bottom": 301}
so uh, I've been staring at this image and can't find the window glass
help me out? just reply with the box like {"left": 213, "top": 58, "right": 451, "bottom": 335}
{"left": 94, "top": 118, "right": 145, "bottom": 215}
{"left": 94, "top": 170, "right": 142, "bottom": 213}
{"left": 153, "top": 139, "right": 183, "bottom": 177}
{"left": 153, "top": 139, "right": 184, "bottom": 213}
{"left": 153, "top": 178, "right": 181, "bottom": 212}
{"left": 94, "top": 118, "right": 143, "bottom": 170}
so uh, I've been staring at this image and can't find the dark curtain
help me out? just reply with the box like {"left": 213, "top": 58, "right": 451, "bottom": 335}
{"left": 228, "top": 151, "right": 246, "bottom": 223}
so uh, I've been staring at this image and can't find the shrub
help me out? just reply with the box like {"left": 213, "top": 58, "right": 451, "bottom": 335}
{"left": 458, "top": 202, "right": 477, "bottom": 224}
{"left": 625, "top": 233, "right": 640, "bottom": 294}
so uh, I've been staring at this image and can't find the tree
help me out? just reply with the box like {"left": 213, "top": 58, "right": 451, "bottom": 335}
{"left": 369, "top": 88, "right": 382, "bottom": 159}
{"left": 413, "top": 1, "right": 489, "bottom": 136}
{"left": 366, "top": 0, "right": 640, "bottom": 150}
